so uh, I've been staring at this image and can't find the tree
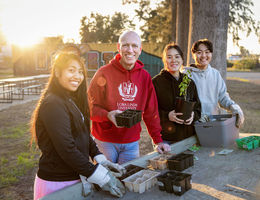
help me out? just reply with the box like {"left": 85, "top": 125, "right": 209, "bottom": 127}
{"left": 125, "top": 0, "right": 259, "bottom": 45}
{"left": 129, "top": 0, "right": 172, "bottom": 43}
{"left": 239, "top": 46, "right": 250, "bottom": 57}
{"left": 124, "top": 0, "right": 259, "bottom": 78}
{"left": 175, "top": 0, "right": 189, "bottom": 65}
{"left": 229, "top": 0, "right": 260, "bottom": 45}
{"left": 186, "top": 0, "right": 230, "bottom": 78}
{"left": 79, "top": 12, "right": 135, "bottom": 43}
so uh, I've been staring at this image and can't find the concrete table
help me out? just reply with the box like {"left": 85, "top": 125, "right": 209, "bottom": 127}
{"left": 41, "top": 134, "right": 260, "bottom": 200}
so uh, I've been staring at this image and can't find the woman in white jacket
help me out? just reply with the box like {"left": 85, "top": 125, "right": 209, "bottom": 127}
{"left": 185, "top": 38, "right": 244, "bottom": 128}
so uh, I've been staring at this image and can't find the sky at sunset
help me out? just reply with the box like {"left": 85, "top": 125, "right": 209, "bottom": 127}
{"left": 0, "top": 0, "right": 259, "bottom": 54}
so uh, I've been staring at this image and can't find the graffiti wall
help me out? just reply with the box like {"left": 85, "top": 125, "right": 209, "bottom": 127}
{"left": 81, "top": 43, "right": 164, "bottom": 78}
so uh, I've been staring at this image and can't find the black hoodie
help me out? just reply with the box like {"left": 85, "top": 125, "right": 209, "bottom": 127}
{"left": 152, "top": 69, "right": 201, "bottom": 142}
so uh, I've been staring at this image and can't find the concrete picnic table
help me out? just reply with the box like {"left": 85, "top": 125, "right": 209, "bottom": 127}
{"left": 41, "top": 133, "right": 260, "bottom": 200}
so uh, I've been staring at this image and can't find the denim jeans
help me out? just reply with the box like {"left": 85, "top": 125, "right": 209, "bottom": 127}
{"left": 94, "top": 139, "right": 139, "bottom": 165}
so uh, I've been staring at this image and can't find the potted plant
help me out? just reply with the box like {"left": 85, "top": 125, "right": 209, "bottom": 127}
{"left": 175, "top": 70, "right": 196, "bottom": 121}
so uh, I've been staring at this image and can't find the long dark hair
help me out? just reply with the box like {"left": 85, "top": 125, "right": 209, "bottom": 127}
{"left": 30, "top": 52, "right": 89, "bottom": 144}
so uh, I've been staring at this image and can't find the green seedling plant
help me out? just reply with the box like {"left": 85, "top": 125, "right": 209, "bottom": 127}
{"left": 179, "top": 69, "right": 192, "bottom": 101}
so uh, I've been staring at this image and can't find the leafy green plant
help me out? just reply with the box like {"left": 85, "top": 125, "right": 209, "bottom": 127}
{"left": 179, "top": 70, "right": 192, "bottom": 101}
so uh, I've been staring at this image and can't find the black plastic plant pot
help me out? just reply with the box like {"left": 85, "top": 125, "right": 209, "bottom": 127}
{"left": 175, "top": 97, "right": 196, "bottom": 121}
{"left": 157, "top": 171, "right": 191, "bottom": 195}
{"left": 167, "top": 153, "right": 194, "bottom": 171}
{"left": 171, "top": 175, "right": 186, "bottom": 195}
{"left": 168, "top": 154, "right": 186, "bottom": 171}
{"left": 187, "top": 154, "right": 194, "bottom": 167}
{"left": 182, "top": 173, "right": 192, "bottom": 190}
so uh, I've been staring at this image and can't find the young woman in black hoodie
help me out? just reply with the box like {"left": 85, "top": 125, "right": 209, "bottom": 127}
{"left": 31, "top": 52, "right": 125, "bottom": 199}
{"left": 152, "top": 43, "right": 201, "bottom": 144}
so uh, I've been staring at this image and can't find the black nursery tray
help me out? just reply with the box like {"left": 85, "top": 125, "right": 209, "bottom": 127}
{"left": 157, "top": 170, "right": 192, "bottom": 196}
{"left": 167, "top": 153, "right": 194, "bottom": 171}
{"left": 119, "top": 164, "right": 144, "bottom": 180}
{"left": 115, "top": 109, "right": 142, "bottom": 128}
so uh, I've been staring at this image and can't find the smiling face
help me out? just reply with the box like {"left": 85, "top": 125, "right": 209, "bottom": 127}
{"left": 56, "top": 59, "right": 84, "bottom": 92}
{"left": 165, "top": 48, "right": 183, "bottom": 76}
{"left": 192, "top": 43, "right": 212, "bottom": 70}
{"left": 117, "top": 31, "right": 142, "bottom": 70}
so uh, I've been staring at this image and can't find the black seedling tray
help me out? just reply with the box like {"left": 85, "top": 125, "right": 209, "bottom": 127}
{"left": 115, "top": 109, "right": 142, "bottom": 128}
{"left": 167, "top": 153, "right": 194, "bottom": 171}
{"left": 157, "top": 170, "right": 192, "bottom": 196}
{"left": 119, "top": 164, "right": 144, "bottom": 181}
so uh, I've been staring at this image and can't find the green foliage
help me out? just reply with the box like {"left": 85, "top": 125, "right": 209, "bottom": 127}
{"left": 0, "top": 124, "right": 29, "bottom": 139}
{"left": 127, "top": 0, "right": 172, "bottom": 43}
{"left": 179, "top": 70, "right": 191, "bottom": 100}
{"left": 229, "top": 0, "right": 260, "bottom": 45}
{"left": 239, "top": 46, "right": 250, "bottom": 57}
{"left": 0, "top": 120, "right": 40, "bottom": 188}
{"left": 227, "top": 60, "right": 234, "bottom": 68}
{"left": 0, "top": 149, "right": 39, "bottom": 187}
{"left": 125, "top": 0, "right": 259, "bottom": 46}
{"left": 80, "top": 12, "right": 135, "bottom": 43}
{"left": 0, "top": 156, "right": 8, "bottom": 165}
{"left": 232, "top": 58, "right": 258, "bottom": 70}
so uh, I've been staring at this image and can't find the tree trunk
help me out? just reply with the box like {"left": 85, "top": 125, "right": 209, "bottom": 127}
{"left": 171, "top": 0, "right": 177, "bottom": 42}
{"left": 187, "top": 0, "right": 230, "bottom": 79}
{"left": 176, "top": 0, "right": 190, "bottom": 66}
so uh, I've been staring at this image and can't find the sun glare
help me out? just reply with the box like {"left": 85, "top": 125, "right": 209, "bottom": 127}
{"left": 6, "top": 33, "right": 41, "bottom": 48}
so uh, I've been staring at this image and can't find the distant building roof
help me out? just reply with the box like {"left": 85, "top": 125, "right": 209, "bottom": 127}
{"left": 227, "top": 55, "right": 242, "bottom": 61}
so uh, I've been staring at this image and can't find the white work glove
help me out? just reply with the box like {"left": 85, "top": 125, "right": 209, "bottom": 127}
{"left": 87, "top": 164, "right": 126, "bottom": 198}
{"left": 101, "top": 171, "right": 126, "bottom": 198}
{"left": 94, "top": 154, "right": 126, "bottom": 177}
{"left": 198, "top": 113, "right": 210, "bottom": 123}
{"left": 107, "top": 110, "right": 123, "bottom": 128}
{"left": 79, "top": 175, "right": 93, "bottom": 197}
{"left": 230, "top": 104, "right": 244, "bottom": 128}
{"left": 155, "top": 142, "right": 171, "bottom": 154}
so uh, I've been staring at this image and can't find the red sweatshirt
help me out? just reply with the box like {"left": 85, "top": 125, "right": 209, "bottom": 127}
{"left": 88, "top": 54, "right": 163, "bottom": 144}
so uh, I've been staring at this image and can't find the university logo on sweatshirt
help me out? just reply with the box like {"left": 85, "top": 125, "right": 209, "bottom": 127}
{"left": 118, "top": 81, "right": 138, "bottom": 101}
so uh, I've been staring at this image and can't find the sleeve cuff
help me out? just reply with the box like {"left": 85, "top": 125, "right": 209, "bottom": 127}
{"left": 94, "top": 154, "right": 107, "bottom": 164}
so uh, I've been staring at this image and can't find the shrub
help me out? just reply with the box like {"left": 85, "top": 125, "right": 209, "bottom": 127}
{"left": 232, "top": 58, "right": 258, "bottom": 70}
{"left": 227, "top": 60, "right": 233, "bottom": 68}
